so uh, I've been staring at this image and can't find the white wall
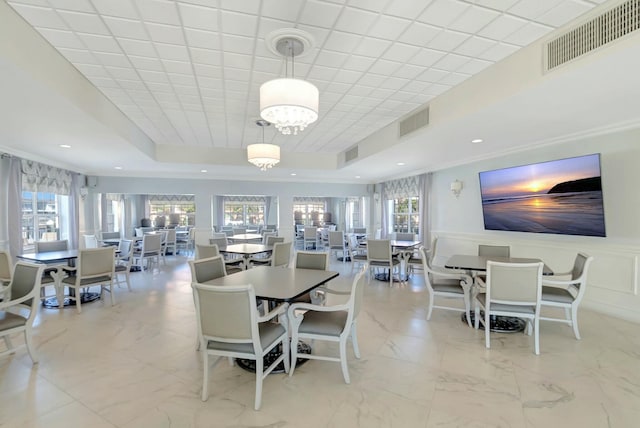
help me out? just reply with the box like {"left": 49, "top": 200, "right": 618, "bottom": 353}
{"left": 430, "top": 127, "right": 640, "bottom": 322}
{"left": 89, "top": 177, "right": 369, "bottom": 243}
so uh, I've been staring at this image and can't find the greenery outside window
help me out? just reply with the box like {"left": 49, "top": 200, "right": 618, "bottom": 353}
{"left": 389, "top": 197, "right": 419, "bottom": 234}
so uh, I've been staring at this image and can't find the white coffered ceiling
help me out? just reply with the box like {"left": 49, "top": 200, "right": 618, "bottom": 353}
{"left": 3, "top": 0, "right": 638, "bottom": 183}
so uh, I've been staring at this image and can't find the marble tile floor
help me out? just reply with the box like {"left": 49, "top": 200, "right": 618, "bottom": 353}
{"left": 1, "top": 255, "right": 639, "bottom": 427}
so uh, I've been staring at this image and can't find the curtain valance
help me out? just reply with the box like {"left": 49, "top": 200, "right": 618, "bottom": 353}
{"left": 382, "top": 175, "right": 420, "bottom": 200}
{"left": 21, "top": 159, "right": 73, "bottom": 194}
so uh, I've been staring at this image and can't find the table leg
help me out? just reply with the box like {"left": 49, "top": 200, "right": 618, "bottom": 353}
{"left": 462, "top": 311, "right": 526, "bottom": 333}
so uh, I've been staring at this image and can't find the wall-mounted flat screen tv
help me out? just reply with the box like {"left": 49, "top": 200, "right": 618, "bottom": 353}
{"left": 479, "top": 153, "right": 606, "bottom": 237}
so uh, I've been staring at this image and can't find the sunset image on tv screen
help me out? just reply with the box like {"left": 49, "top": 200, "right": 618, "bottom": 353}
{"left": 479, "top": 154, "right": 606, "bottom": 237}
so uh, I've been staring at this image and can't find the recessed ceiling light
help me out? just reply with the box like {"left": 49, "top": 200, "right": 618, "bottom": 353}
{"left": 471, "top": 138, "right": 483, "bottom": 143}
{"left": 59, "top": 144, "right": 71, "bottom": 148}
{"left": 355, "top": 175, "right": 361, "bottom": 178}
{"left": 290, "top": 173, "right": 297, "bottom": 176}
{"left": 397, "top": 162, "right": 405, "bottom": 166}
{"left": 114, "top": 166, "right": 122, "bottom": 170}
{"left": 200, "top": 169, "right": 207, "bottom": 173}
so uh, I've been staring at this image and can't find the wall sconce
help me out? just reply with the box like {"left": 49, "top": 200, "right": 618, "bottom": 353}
{"left": 80, "top": 186, "right": 89, "bottom": 200}
{"left": 450, "top": 180, "right": 463, "bottom": 198}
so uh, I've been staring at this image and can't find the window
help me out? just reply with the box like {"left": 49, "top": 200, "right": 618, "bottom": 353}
{"left": 223, "top": 200, "right": 265, "bottom": 226}
{"left": 149, "top": 200, "right": 196, "bottom": 227}
{"left": 293, "top": 202, "right": 325, "bottom": 226}
{"left": 22, "top": 191, "right": 69, "bottom": 251}
{"left": 388, "top": 197, "right": 419, "bottom": 234}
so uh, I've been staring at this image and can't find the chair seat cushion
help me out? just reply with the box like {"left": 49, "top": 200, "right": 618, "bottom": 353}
{"left": 431, "top": 278, "right": 464, "bottom": 294}
{"left": 114, "top": 265, "right": 129, "bottom": 272}
{"left": 0, "top": 311, "right": 26, "bottom": 330}
{"left": 206, "top": 322, "right": 285, "bottom": 354}
{"left": 541, "top": 286, "right": 575, "bottom": 304}
{"left": 61, "top": 275, "right": 112, "bottom": 286}
{"left": 298, "top": 310, "right": 348, "bottom": 336}
{"left": 370, "top": 259, "right": 400, "bottom": 267}
{"left": 351, "top": 254, "right": 368, "bottom": 261}
{"left": 476, "top": 294, "right": 535, "bottom": 315}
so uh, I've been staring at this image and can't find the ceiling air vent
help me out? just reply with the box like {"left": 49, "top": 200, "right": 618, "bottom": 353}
{"left": 345, "top": 145, "right": 359, "bottom": 163}
{"left": 546, "top": 0, "right": 640, "bottom": 71}
{"left": 399, "top": 107, "right": 429, "bottom": 138}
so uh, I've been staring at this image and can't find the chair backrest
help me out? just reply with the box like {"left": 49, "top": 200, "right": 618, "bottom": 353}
{"left": 328, "top": 231, "right": 344, "bottom": 247}
{"left": 118, "top": 239, "right": 133, "bottom": 259}
{"left": 142, "top": 233, "right": 162, "bottom": 253}
{"left": 352, "top": 227, "right": 367, "bottom": 234}
{"left": 223, "top": 229, "right": 234, "bottom": 237}
{"left": 233, "top": 227, "right": 246, "bottom": 235}
{"left": 101, "top": 231, "right": 121, "bottom": 240}
{"left": 350, "top": 267, "right": 367, "bottom": 321}
{"left": 419, "top": 246, "right": 444, "bottom": 292}
{"left": 266, "top": 224, "right": 277, "bottom": 231}
{"left": 367, "top": 239, "right": 391, "bottom": 261}
{"left": 0, "top": 250, "right": 12, "bottom": 283}
{"left": 196, "top": 244, "right": 219, "bottom": 260}
{"left": 35, "top": 239, "right": 68, "bottom": 253}
{"left": 295, "top": 251, "right": 329, "bottom": 270}
{"left": 212, "top": 232, "right": 227, "bottom": 239}
{"left": 266, "top": 235, "right": 284, "bottom": 246}
{"left": 84, "top": 235, "right": 99, "bottom": 249}
{"left": 303, "top": 227, "right": 317, "bottom": 239}
{"left": 189, "top": 255, "right": 227, "bottom": 283}
{"left": 78, "top": 247, "right": 115, "bottom": 278}
{"left": 209, "top": 237, "right": 228, "bottom": 250}
{"left": 262, "top": 231, "right": 276, "bottom": 244}
{"left": 568, "top": 253, "right": 594, "bottom": 302}
{"left": 5, "top": 262, "right": 44, "bottom": 309}
{"left": 261, "top": 228, "right": 275, "bottom": 236}
{"left": 478, "top": 245, "right": 510, "bottom": 258}
{"left": 395, "top": 233, "right": 414, "bottom": 241}
{"left": 165, "top": 229, "right": 177, "bottom": 243}
{"left": 271, "top": 242, "right": 292, "bottom": 267}
{"left": 192, "top": 283, "right": 259, "bottom": 344}
{"left": 486, "top": 261, "right": 542, "bottom": 305}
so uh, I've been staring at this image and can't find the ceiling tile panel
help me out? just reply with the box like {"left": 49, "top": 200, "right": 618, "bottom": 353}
{"left": 508, "top": 0, "right": 564, "bottom": 20}
{"left": 74, "top": 63, "right": 109, "bottom": 77}
{"left": 57, "top": 47, "right": 98, "bottom": 64}
{"left": 91, "top": 0, "right": 139, "bottom": 19}
{"left": 78, "top": 33, "right": 123, "bottom": 53}
{"left": 477, "top": 14, "right": 528, "bottom": 40}
{"left": 334, "top": 7, "right": 378, "bottom": 34}
{"left": 393, "top": 64, "right": 426, "bottom": 80}
{"left": 58, "top": 10, "right": 110, "bottom": 35}
{"left": 367, "top": 15, "right": 412, "bottom": 40}
{"left": 223, "top": 52, "right": 252, "bottom": 69}
{"left": 418, "top": 0, "right": 470, "bottom": 27}
{"left": 184, "top": 28, "right": 221, "bottom": 50}
{"left": 138, "top": 70, "right": 170, "bottom": 83}
{"left": 384, "top": 0, "right": 432, "bottom": 19}
{"left": 536, "top": 0, "right": 593, "bottom": 27}
{"left": 342, "top": 55, "right": 377, "bottom": 71}
{"left": 503, "top": 21, "right": 553, "bottom": 46}
{"left": 368, "top": 59, "right": 402, "bottom": 75}
{"left": 456, "top": 57, "right": 493, "bottom": 74}
{"left": 47, "top": 0, "right": 93, "bottom": 12}
{"left": 220, "top": 10, "right": 258, "bottom": 37}
{"left": 427, "top": 29, "right": 469, "bottom": 51}
{"left": 105, "top": 65, "right": 139, "bottom": 80}
{"left": 454, "top": 35, "right": 497, "bottom": 57}
{"left": 37, "top": 28, "right": 84, "bottom": 48}
{"left": 261, "top": 0, "right": 304, "bottom": 21}
{"left": 449, "top": 5, "right": 501, "bottom": 34}
{"left": 103, "top": 16, "right": 148, "bottom": 40}
{"left": 324, "top": 31, "right": 363, "bottom": 53}
{"left": 136, "top": 0, "right": 180, "bottom": 25}
{"left": 162, "top": 59, "right": 193, "bottom": 74}
{"left": 155, "top": 42, "right": 190, "bottom": 61}
{"left": 397, "top": 22, "right": 441, "bottom": 47}
{"left": 315, "top": 50, "right": 349, "bottom": 68}
{"left": 128, "top": 55, "right": 163, "bottom": 71}
{"left": 193, "top": 63, "right": 223, "bottom": 78}
{"left": 382, "top": 43, "right": 421, "bottom": 63}
{"left": 438, "top": 71, "right": 470, "bottom": 85}
{"left": 93, "top": 51, "right": 131, "bottom": 67}
{"left": 145, "top": 23, "right": 186, "bottom": 44}
{"left": 189, "top": 47, "right": 222, "bottom": 66}
{"left": 478, "top": 41, "right": 520, "bottom": 61}
{"left": 221, "top": 34, "right": 254, "bottom": 54}
{"left": 353, "top": 37, "right": 392, "bottom": 58}
{"left": 178, "top": 3, "right": 219, "bottom": 32}
{"left": 408, "top": 48, "right": 446, "bottom": 67}
{"left": 472, "top": 0, "right": 520, "bottom": 10}
{"left": 298, "top": 0, "right": 343, "bottom": 28}
{"left": 9, "top": 4, "right": 68, "bottom": 30}
{"left": 347, "top": 0, "right": 389, "bottom": 13}
{"left": 434, "top": 53, "right": 471, "bottom": 71}
{"left": 379, "top": 76, "right": 410, "bottom": 90}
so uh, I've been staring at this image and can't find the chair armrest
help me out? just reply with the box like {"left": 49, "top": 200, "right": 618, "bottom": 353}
{"left": 257, "top": 302, "right": 288, "bottom": 323}
{"left": 542, "top": 278, "right": 581, "bottom": 287}
{"left": 314, "top": 286, "right": 351, "bottom": 296}
{"left": 288, "top": 301, "right": 350, "bottom": 317}
{"left": 61, "top": 266, "right": 77, "bottom": 274}
{"left": 432, "top": 270, "right": 472, "bottom": 285}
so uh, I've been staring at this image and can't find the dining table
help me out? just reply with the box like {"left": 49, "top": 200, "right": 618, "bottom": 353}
{"left": 444, "top": 254, "right": 553, "bottom": 332}
{"left": 17, "top": 249, "right": 101, "bottom": 308}
{"left": 205, "top": 266, "right": 339, "bottom": 372}
{"left": 219, "top": 243, "right": 273, "bottom": 269}
{"left": 230, "top": 233, "right": 263, "bottom": 243}
{"left": 373, "top": 239, "right": 422, "bottom": 282}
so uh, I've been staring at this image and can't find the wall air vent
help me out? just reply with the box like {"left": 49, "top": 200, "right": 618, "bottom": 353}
{"left": 399, "top": 107, "right": 429, "bottom": 138}
{"left": 345, "top": 145, "right": 359, "bottom": 163}
{"left": 546, "top": 0, "right": 640, "bottom": 71}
